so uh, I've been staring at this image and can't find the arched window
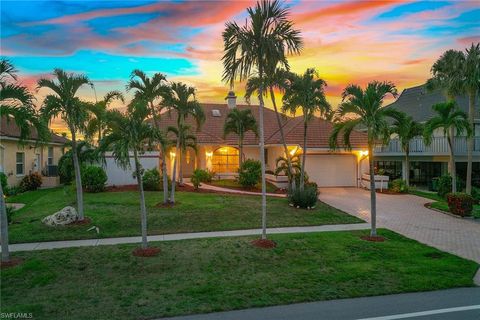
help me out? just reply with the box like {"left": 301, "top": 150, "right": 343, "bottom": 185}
{"left": 212, "top": 147, "right": 239, "bottom": 173}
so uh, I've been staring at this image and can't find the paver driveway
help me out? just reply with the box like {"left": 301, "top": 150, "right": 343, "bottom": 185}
{"left": 319, "top": 187, "right": 480, "bottom": 263}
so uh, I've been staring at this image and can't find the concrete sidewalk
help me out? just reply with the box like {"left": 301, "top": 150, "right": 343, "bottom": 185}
{"left": 2, "top": 223, "right": 369, "bottom": 252}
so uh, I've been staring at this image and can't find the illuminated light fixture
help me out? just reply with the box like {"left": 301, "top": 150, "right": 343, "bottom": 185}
{"left": 170, "top": 151, "right": 176, "bottom": 158}
{"left": 205, "top": 151, "right": 213, "bottom": 158}
{"left": 360, "top": 150, "right": 369, "bottom": 157}
{"left": 289, "top": 146, "right": 299, "bottom": 156}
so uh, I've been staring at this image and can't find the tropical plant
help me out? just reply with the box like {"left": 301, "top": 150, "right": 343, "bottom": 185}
{"left": 389, "top": 112, "right": 423, "bottom": 186}
{"left": 127, "top": 69, "right": 170, "bottom": 204}
{"left": 85, "top": 90, "right": 124, "bottom": 143}
{"left": 168, "top": 123, "right": 198, "bottom": 186}
{"left": 223, "top": 108, "right": 258, "bottom": 167}
{"left": 99, "top": 100, "right": 161, "bottom": 250}
{"left": 329, "top": 81, "right": 399, "bottom": 237}
{"left": 163, "top": 82, "right": 205, "bottom": 203}
{"left": 274, "top": 149, "right": 302, "bottom": 182}
{"left": 288, "top": 184, "right": 318, "bottom": 209}
{"left": 446, "top": 192, "right": 474, "bottom": 217}
{"left": 282, "top": 68, "right": 330, "bottom": 190}
{"left": 38, "top": 69, "right": 90, "bottom": 221}
{"left": 191, "top": 169, "right": 211, "bottom": 190}
{"left": 389, "top": 179, "right": 408, "bottom": 193}
{"left": 222, "top": 0, "right": 302, "bottom": 241}
{"left": 238, "top": 159, "right": 262, "bottom": 188}
{"left": 57, "top": 141, "right": 101, "bottom": 184}
{"left": 81, "top": 166, "right": 107, "bottom": 193}
{"left": 143, "top": 168, "right": 161, "bottom": 191}
{"left": 424, "top": 101, "right": 472, "bottom": 193}
{"left": 0, "top": 59, "right": 48, "bottom": 263}
{"left": 19, "top": 172, "right": 42, "bottom": 191}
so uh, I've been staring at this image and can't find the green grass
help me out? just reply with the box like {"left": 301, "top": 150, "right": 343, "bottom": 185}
{"left": 208, "top": 179, "right": 279, "bottom": 193}
{"left": 1, "top": 229, "right": 477, "bottom": 320}
{"left": 6, "top": 188, "right": 362, "bottom": 243}
{"left": 409, "top": 189, "right": 480, "bottom": 218}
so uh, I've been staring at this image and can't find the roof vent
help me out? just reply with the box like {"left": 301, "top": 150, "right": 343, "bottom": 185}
{"left": 212, "top": 109, "right": 221, "bottom": 117}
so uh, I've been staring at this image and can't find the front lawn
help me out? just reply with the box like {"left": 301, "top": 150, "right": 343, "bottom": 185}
{"left": 410, "top": 189, "right": 480, "bottom": 218}
{"left": 6, "top": 188, "right": 362, "bottom": 243}
{"left": 208, "top": 178, "right": 279, "bottom": 193}
{"left": 1, "top": 230, "right": 477, "bottom": 320}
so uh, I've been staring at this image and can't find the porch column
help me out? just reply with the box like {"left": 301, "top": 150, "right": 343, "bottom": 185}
{"left": 402, "top": 159, "right": 407, "bottom": 181}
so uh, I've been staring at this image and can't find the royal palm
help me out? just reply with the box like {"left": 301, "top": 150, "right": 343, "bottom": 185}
{"left": 85, "top": 90, "right": 124, "bottom": 143}
{"left": 223, "top": 108, "right": 258, "bottom": 167}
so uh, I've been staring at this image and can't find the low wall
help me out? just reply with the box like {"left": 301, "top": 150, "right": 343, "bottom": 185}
{"left": 104, "top": 151, "right": 159, "bottom": 186}
{"left": 361, "top": 173, "right": 389, "bottom": 190}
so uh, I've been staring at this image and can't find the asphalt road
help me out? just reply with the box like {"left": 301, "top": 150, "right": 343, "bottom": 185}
{"left": 161, "top": 287, "right": 480, "bottom": 320}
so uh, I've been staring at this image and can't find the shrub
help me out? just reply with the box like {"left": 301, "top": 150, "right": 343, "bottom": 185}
{"left": 5, "top": 185, "right": 22, "bottom": 196}
{"left": 81, "top": 166, "right": 107, "bottom": 193}
{"left": 142, "top": 168, "right": 170, "bottom": 191}
{"left": 6, "top": 206, "right": 15, "bottom": 224}
{"left": 0, "top": 172, "right": 7, "bottom": 191}
{"left": 446, "top": 192, "right": 474, "bottom": 217}
{"left": 191, "top": 169, "right": 211, "bottom": 190}
{"left": 437, "top": 175, "right": 464, "bottom": 199}
{"left": 238, "top": 159, "right": 261, "bottom": 188}
{"left": 19, "top": 172, "right": 42, "bottom": 191}
{"left": 389, "top": 179, "right": 408, "bottom": 193}
{"left": 288, "top": 184, "right": 318, "bottom": 209}
{"left": 58, "top": 153, "right": 74, "bottom": 184}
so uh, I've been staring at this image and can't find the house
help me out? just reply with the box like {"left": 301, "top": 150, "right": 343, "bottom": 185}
{"left": 374, "top": 84, "right": 480, "bottom": 188}
{"left": 0, "top": 116, "right": 69, "bottom": 188}
{"left": 153, "top": 93, "right": 370, "bottom": 188}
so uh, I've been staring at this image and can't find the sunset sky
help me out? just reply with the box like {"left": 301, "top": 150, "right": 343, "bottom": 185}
{"left": 1, "top": 0, "right": 479, "bottom": 134}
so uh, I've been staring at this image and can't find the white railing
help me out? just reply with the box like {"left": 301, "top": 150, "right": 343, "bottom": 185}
{"left": 375, "top": 136, "right": 480, "bottom": 155}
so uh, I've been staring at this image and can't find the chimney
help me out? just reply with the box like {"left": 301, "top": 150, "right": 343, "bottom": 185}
{"left": 225, "top": 90, "right": 237, "bottom": 109}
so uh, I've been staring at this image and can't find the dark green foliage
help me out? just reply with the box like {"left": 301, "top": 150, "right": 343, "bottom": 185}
{"left": 471, "top": 187, "right": 480, "bottom": 203}
{"left": 437, "top": 175, "right": 464, "bottom": 198}
{"left": 0, "top": 172, "right": 7, "bottom": 191}
{"left": 6, "top": 206, "right": 15, "bottom": 224}
{"left": 288, "top": 184, "right": 318, "bottom": 209}
{"left": 58, "top": 141, "right": 101, "bottom": 184}
{"left": 389, "top": 179, "right": 408, "bottom": 193}
{"left": 142, "top": 168, "right": 170, "bottom": 191}
{"left": 238, "top": 159, "right": 261, "bottom": 188}
{"left": 81, "top": 166, "right": 107, "bottom": 193}
{"left": 191, "top": 169, "right": 211, "bottom": 190}
{"left": 58, "top": 153, "right": 74, "bottom": 184}
{"left": 19, "top": 172, "right": 42, "bottom": 191}
{"left": 446, "top": 192, "right": 474, "bottom": 217}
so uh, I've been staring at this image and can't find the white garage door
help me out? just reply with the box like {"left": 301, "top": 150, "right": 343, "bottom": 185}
{"left": 304, "top": 154, "right": 357, "bottom": 187}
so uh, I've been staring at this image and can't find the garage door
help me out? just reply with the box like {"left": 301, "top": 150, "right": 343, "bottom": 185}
{"left": 303, "top": 154, "right": 357, "bottom": 187}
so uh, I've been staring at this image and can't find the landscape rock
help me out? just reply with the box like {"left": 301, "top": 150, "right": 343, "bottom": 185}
{"left": 42, "top": 206, "right": 79, "bottom": 226}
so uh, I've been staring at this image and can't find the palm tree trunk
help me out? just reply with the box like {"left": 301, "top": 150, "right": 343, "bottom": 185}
{"left": 466, "top": 91, "right": 475, "bottom": 195}
{"left": 71, "top": 130, "right": 84, "bottom": 220}
{"left": 447, "top": 133, "right": 457, "bottom": 193}
{"left": 258, "top": 85, "right": 267, "bottom": 240}
{"left": 161, "top": 151, "right": 169, "bottom": 204}
{"left": 0, "top": 181, "right": 10, "bottom": 262}
{"left": 170, "top": 140, "right": 181, "bottom": 203}
{"left": 179, "top": 150, "right": 183, "bottom": 185}
{"left": 405, "top": 146, "right": 410, "bottom": 187}
{"left": 239, "top": 138, "right": 243, "bottom": 168}
{"left": 134, "top": 149, "right": 148, "bottom": 249}
{"left": 270, "top": 87, "right": 296, "bottom": 191}
{"left": 368, "top": 143, "right": 377, "bottom": 237}
{"left": 300, "top": 120, "right": 308, "bottom": 191}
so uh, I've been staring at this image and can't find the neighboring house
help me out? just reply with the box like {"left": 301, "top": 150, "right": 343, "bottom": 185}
{"left": 0, "top": 116, "right": 69, "bottom": 188}
{"left": 154, "top": 94, "right": 369, "bottom": 188}
{"left": 374, "top": 84, "right": 480, "bottom": 188}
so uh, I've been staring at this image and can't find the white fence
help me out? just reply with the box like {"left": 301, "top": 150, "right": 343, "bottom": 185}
{"left": 104, "top": 151, "right": 160, "bottom": 186}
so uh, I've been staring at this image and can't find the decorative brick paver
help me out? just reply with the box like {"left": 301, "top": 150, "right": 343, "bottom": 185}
{"left": 319, "top": 187, "right": 480, "bottom": 263}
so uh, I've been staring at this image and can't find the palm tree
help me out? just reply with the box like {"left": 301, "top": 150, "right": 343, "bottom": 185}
{"left": 168, "top": 124, "right": 198, "bottom": 179}
{"left": 274, "top": 149, "right": 302, "bottom": 184}
{"left": 282, "top": 68, "right": 330, "bottom": 190}
{"left": 389, "top": 112, "right": 423, "bottom": 186}
{"left": 100, "top": 100, "right": 161, "bottom": 250}
{"left": 223, "top": 108, "right": 258, "bottom": 167}
{"left": 0, "top": 59, "right": 47, "bottom": 263}
{"left": 38, "top": 69, "right": 90, "bottom": 221}
{"left": 127, "top": 69, "right": 170, "bottom": 204}
{"left": 163, "top": 82, "right": 205, "bottom": 202}
{"left": 424, "top": 101, "right": 472, "bottom": 193}
{"left": 85, "top": 90, "right": 124, "bottom": 144}
{"left": 222, "top": 0, "right": 302, "bottom": 241}
{"left": 329, "top": 81, "right": 398, "bottom": 238}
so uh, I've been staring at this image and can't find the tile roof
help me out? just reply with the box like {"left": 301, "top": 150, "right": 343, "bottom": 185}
{"left": 155, "top": 103, "right": 368, "bottom": 149}
{"left": 1, "top": 116, "right": 69, "bottom": 144}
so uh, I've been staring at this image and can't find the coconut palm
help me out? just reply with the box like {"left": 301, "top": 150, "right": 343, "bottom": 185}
{"left": 127, "top": 69, "right": 170, "bottom": 204}
{"left": 85, "top": 90, "right": 124, "bottom": 144}
{"left": 163, "top": 82, "right": 205, "bottom": 202}
{"left": 330, "top": 81, "right": 399, "bottom": 238}
{"left": 282, "top": 68, "right": 330, "bottom": 190}
{"left": 99, "top": 100, "right": 162, "bottom": 249}
{"left": 223, "top": 108, "right": 258, "bottom": 167}
{"left": 424, "top": 101, "right": 472, "bottom": 193}
{"left": 38, "top": 69, "right": 90, "bottom": 221}
{"left": 168, "top": 124, "right": 198, "bottom": 179}
{"left": 222, "top": 0, "right": 302, "bottom": 241}
{"left": 389, "top": 112, "right": 423, "bottom": 186}
{"left": 0, "top": 59, "right": 47, "bottom": 263}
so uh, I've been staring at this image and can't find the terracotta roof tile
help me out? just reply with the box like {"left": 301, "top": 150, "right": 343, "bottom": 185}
{"left": 1, "top": 116, "right": 69, "bottom": 144}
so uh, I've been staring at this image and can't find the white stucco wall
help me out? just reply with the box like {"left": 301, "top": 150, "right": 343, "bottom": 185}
{"left": 104, "top": 151, "right": 160, "bottom": 186}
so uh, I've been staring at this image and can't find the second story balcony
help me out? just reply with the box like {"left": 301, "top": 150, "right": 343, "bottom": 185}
{"left": 374, "top": 136, "right": 480, "bottom": 156}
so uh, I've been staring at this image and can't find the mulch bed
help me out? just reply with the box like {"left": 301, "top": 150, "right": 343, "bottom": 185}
{"left": 106, "top": 185, "right": 138, "bottom": 192}
{"left": 69, "top": 217, "right": 92, "bottom": 226}
{"left": 0, "top": 258, "right": 23, "bottom": 269}
{"left": 360, "top": 235, "right": 386, "bottom": 242}
{"left": 132, "top": 247, "right": 161, "bottom": 257}
{"left": 251, "top": 239, "right": 277, "bottom": 249}
{"left": 376, "top": 190, "right": 405, "bottom": 195}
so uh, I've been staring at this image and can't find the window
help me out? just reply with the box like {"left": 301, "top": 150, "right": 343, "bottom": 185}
{"left": 212, "top": 147, "right": 239, "bottom": 173}
{"left": 48, "top": 147, "right": 54, "bottom": 165}
{"left": 374, "top": 161, "right": 402, "bottom": 180}
{"left": 16, "top": 152, "right": 25, "bottom": 175}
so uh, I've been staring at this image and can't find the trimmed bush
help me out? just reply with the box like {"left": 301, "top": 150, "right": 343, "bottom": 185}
{"left": 389, "top": 179, "right": 408, "bottom": 193}
{"left": 0, "top": 172, "right": 7, "bottom": 191}
{"left": 288, "top": 184, "right": 318, "bottom": 209}
{"left": 446, "top": 192, "right": 474, "bottom": 217}
{"left": 142, "top": 168, "right": 170, "bottom": 191}
{"left": 238, "top": 159, "right": 261, "bottom": 188}
{"left": 81, "top": 166, "right": 107, "bottom": 193}
{"left": 191, "top": 169, "right": 211, "bottom": 190}
{"left": 19, "top": 172, "right": 42, "bottom": 191}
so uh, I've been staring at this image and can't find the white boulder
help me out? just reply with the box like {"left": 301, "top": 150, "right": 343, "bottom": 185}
{"left": 42, "top": 206, "right": 79, "bottom": 226}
